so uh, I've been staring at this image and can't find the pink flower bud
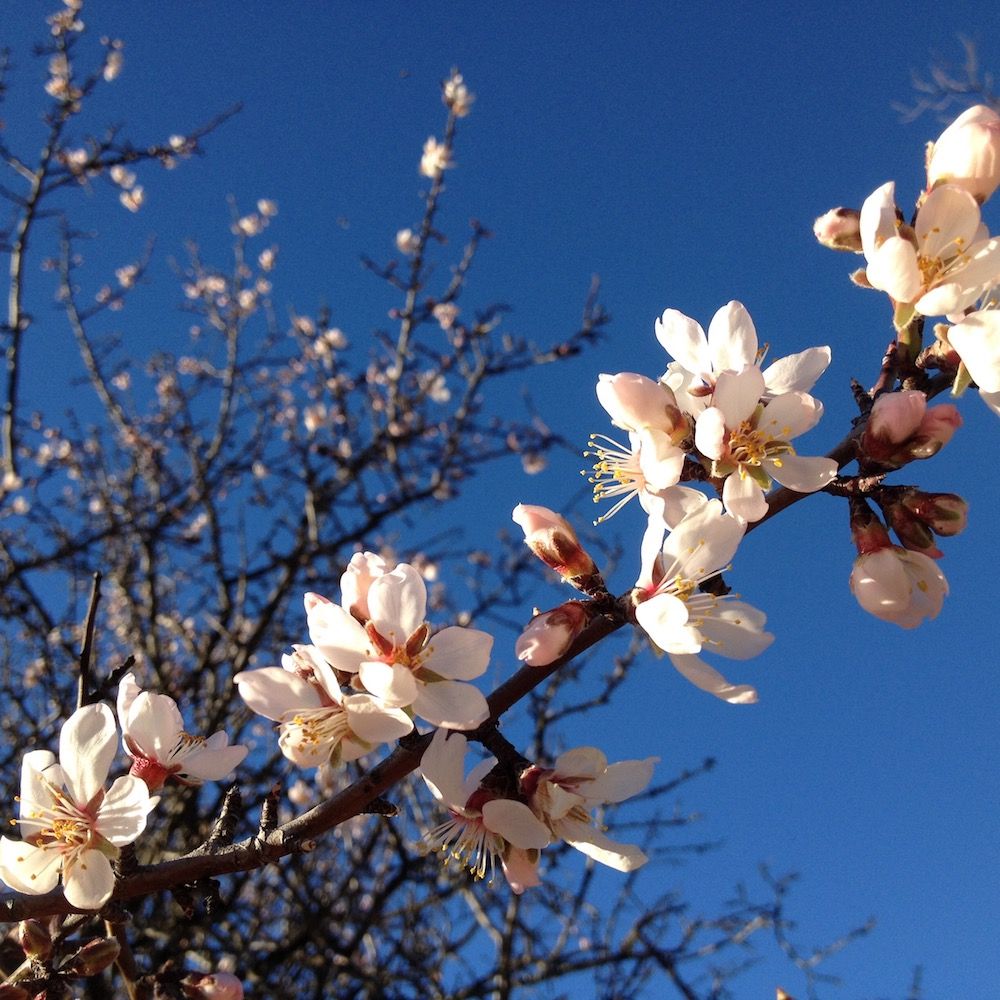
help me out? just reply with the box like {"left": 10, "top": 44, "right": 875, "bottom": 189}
{"left": 900, "top": 489, "right": 968, "bottom": 537}
{"left": 908, "top": 403, "right": 961, "bottom": 459}
{"left": 813, "top": 207, "right": 863, "bottom": 252}
{"left": 927, "top": 104, "right": 1000, "bottom": 204}
{"left": 596, "top": 372, "right": 686, "bottom": 438}
{"left": 515, "top": 602, "right": 590, "bottom": 666}
{"left": 850, "top": 546, "right": 948, "bottom": 629}
{"left": 867, "top": 390, "right": 926, "bottom": 444}
{"left": 512, "top": 504, "right": 598, "bottom": 584}
{"left": 882, "top": 499, "right": 942, "bottom": 558}
{"left": 861, "top": 391, "right": 961, "bottom": 466}
{"left": 183, "top": 973, "right": 245, "bottom": 1000}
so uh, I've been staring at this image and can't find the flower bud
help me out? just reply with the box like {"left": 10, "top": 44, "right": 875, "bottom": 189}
{"left": 596, "top": 373, "right": 687, "bottom": 439}
{"left": 899, "top": 489, "right": 968, "bottom": 537}
{"left": 927, "top": 104, "right": 1000, "bottom": 204}
{"left": 18, "top": 920, "right": 51, "bottom": 961}
{"left": 515, "top": 602, "right": 590, "bottom": 666}
{"left": 882, "top": 499, "right": 942, "bottom": 558}
{"left": 65, "top": 937, "right": 121, "bottom": 977}
{"left": 813, "top": 207, "right": 863, "bottom": 252}
{"left": 861, "top": 390, "right": 961, "bottom": 467}
{"left": 182, "top": 973, "right": 245, "bottom": 1000}
{"left": 850, "top": 546, "right": 948, "bottom": 629}
{"left": 512, "top": 504, "right": 600, "bottom": 588}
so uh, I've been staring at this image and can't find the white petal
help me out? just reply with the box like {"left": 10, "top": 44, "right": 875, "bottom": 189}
{"left": 412, "top": 680, "right": 490, "bottom": 730}
{"left": 866, "top": 236, "right": 922, "bottom": 303}
{"left": 116, "top": 672, "right": 142, "bottom": 727}
{"left": 583, "top": 758, "right": 657, "bottom": 804}
{"left": 0, "top": 838, "right": 61, "bottom": 895}
{"left": 481, "top": 799, "right": 551, "bottom": 849}
{"left": 419, "top": 728, "right": 468, "bottom": 807}
{"left": 368, "top": 565, "right": 427, "bottom": 642}
{"left": 694, "top": 406, "right": 727, "bottom": 460}
{"left": 235, "top": 667, "right": 321, "bottom": 721}
{"left": 636, "top": 429, "right": 685, "bottom": 490}
{"left": 343, "top": 694, "right": 414, "bottom": 743}
{"left": 359, "top": 659, "right": 418, "bottom": 708}
{"left": 179, "top": 744, "right": 249, "bottom": 781}
{"left": 758, "top": 391, "right": 824, "bottom": 441}
{"left": 96, "top": 775, "right": 153, "bottom": 846}
{"left": 859, "top": 181, "right": 898, "bottom": 258}
{"left": 63, "top": 849, "right": 115, "bottom": 909}
{"left": 668, "top": 653, "right": 759, "bottom": 704}
{"left": 307, "top": 602, "right": 370, "bottom": 674}
{"left": 426, "top": 627, "right": 492, "bottom": 681}
{"left": 723, "top": 471, "right": 769, "bottom": 523}
{"left": 654, "top": 308, "right": 710, "bottom": 375}
{"left": 712, "top": 368, "right": 765, "bottom": 426}
{"left": 555, "top": 816, "right": 648, "bottom": 872}
{"left": 708, "top": 300, "right": 757, "bottom": 373}
{"left": 762, "top": 346, "right": 831, "bottom": 395}
{"left": 59, "top": 704, "right": 117, "bottom": 808}
{"left": 696, "top": 601, "right": 774, "bottom": 659}
{"left": 915, "top": 184, "right": 981, "bottom": 256}
{"left": 553, "top": 746, "right": 607, "bottom": 779}
{"left": 125, "top": 692, "right": 183, "bottom": 760}
{"left": 639, "top": 487, "right": 709, "bottom": 535}
{"left": 948, "top": 310, "right": 1000, "bottom": 392}
{"left": 634, "top": 593, "right": 695, "bottom": 653}
{"left": 18, "top": 750, "right": 57, "bottom": 839}
{"left": 766, "top": 454, "right": 838, "bottom": 493}
{"left": 661, "top": 499, "right": 745, "bottom": 579}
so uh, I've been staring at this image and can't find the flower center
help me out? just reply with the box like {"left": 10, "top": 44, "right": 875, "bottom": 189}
{"left": 728, "top": 420, "right": 793, "bottom": 468}
{"left": 584, "top": 433, "right": 644, "bottom": 523}
{"left": 426, "top": 812, "right": 503, "bottom": 883}
{"left": 283, "top": 706, "right": 353, "bottom": 760}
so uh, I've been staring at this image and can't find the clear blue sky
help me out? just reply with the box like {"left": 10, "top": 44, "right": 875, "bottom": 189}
{"left": 7, "top": 3, "right": 1000, "bottom": 996}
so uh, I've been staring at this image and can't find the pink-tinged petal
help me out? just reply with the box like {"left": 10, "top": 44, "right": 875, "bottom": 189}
{"left": 235, "top": 668, "right": 321, "bottom": 721}
{"left": 948, "top": 310, "right": 1000, "bottom": 392}
{"left": 712, "top": 367, "right": 765, "bottom": 427}
{"left": 723, "top": 471, "right": 769, "bottom": 523}
{"left": 554, "top": 816, "right": 648, "bottom": 872}
{"left": 180, "top": 744, "right": 249, "bottom": 781}
{"left": 63, "top": 849, "right": 115, "bottom": 909}
{"left": 553, "top": 746, "right": 607, "bottom": 779}
{"left": 359, "top": 659, "right": 419, "bottom": 708}
{"left": 766, "top": 454, "right": 838, "bottom": 493}
{"left": 426, "top": 627, "right": 492, "bottom": 681}
{"left": 502, "top": 847, "right": 541, "bottom": 894}
{"left": 96, "top": 775, "right": 153, "bottom": 846}
{"left": 125, "top": 692, "right": 183, "bottom": 760}
{"left": 60, "top": 704, "right": 117, "bottom": 807}
{"left": 583, "top": 758, "right": 657, "bottom": 804}
{"left": 850, "top": 548, "right": 947, "bottom": 628}
{"left": 694, "top": 406, "right": 727, "bottom": 460}
{"left": 661, "top": 500, "right": 746, "bottom": 579}
{"left": 859, "top": 181, "right": 898, "bottom": 258}
{"left": 412, "top": 680, "right": 490, "bottom": 730}
{"left": 634, "top": 593, "right": 692, "bottom": 652}
{"left": 596, "top": 372, "right": 682, "bottom": 432}
{"left": 116, "top": 672, "right": 142, "bottom": 727}
{"left": 667, "top": 653, "right": 759, "bottom": 704}
{"left": 481, "top": 799, "right": 550, "bottom": 848}
{"left": 915, "top": 185, "right": 981, "bottom": 255}
{"left": 339, "top": 551, "right": 388, "bottom": 620}
{"left": 420, "top": 729, "right": 468, "bottom": 807}
{"left": 708, "top": 300, "right": 758, "bottom": 373}
{"left": 762, "top": 346, "right": 832, "bottom": 395}
{"left": 343, "top": 694, "right": 413, "bottom": 743}
{"left": 866, "top": 236, "right": 921, "bottom": 303}
{"left": 307, "top": 602, "right": 369, "bottom": 674}
{"left": 759, "top": 391, "right": 824, "bottom": 441}
{"left": 368, "top": 565, "right": 427, "bottom": 642}
{"left": 654, "top": 309, "right": 710, "bottom": 376}
{"left": 696, "top": 601, "right": 774, "bottom": 660}
{"left": 0, "top": 839, "right": 61, "bottom": 895}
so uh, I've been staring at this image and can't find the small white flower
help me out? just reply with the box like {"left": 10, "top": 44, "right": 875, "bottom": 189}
{"left": 850, "top": 546, "right": 948, "bottom": 629}
{"left": 0, "top": 704, "right": 156, "bottom": 909}
{"left": 420, "top": 137, "right": 452, "bottom": 178}
{"left": 116, "top": 674, "right": 248, "bottom": 791}
{"left": 396, "top": 228, "right": 420, "bottom": 255}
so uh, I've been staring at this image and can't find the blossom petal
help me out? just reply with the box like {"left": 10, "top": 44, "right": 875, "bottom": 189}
{"left": 765, "top": 453, "right": 838, "bottom": 493}
{"left": 758, "top": 391, "right": 824, "bottom": 440}
{"left": 553, "top": 746, "right": 607, "bottom": 780}
{"left": 696, "top": 601, "right": 774, "bottom": 659}
{"left": 95, "top": 775, "right": 153, "bottom": 846}
{"left": 0, "top": 838, "right": 61, "bottom": 895}
{"left": 712, "top": 368, "right": 765, "bottom": 426}
{"left": 235, "top": 667, "right": 321, "bottom": 721}
{"left": 915, "top": 184, "right": 981, "bottom": 256}
{"left": 368, "top": 565, "right": 427, "bottom": 642}
{"left": 116, "top": 673, "right": 142, "bottom": 728}
{"left": 59, "top": 704, "right": 117, "bottom": 808}
{"left": 661, "top": 499, "right": 745, "bottom": 579}
{"left": 307, "top": 602, "right": 370, "bottom": 674}
{"left": 18, "top": 751, "right": 57, "bottom": 839}
{"left": 343, "top": 694, "right": 413, "bottom": 743}
{"left": 694, "top": 406, "right": 727, "bottom": 460}
{"left": 584, "top": 758, "right": 657, "bottom": 804}
{"left": 668, "top": 653, "right": 759, "bottom": 703}
{"left": 634, "top": 593, "right": 696, "bottom": 653}
{"left": 859, "top": 181, "right": 898, "bottom": 258}
{"left": 555, "top": 816, "right": 648, "bottom": 872}
{"left": 126, "top": 692, "right": 184, "bottom": 760}
{"left": 63, "top": 849, "right": 115, "bottom": 909}
{"left": 502, "top": 847, "right": 541, "bottom": 895}
{"left": 412, "top": 680, "right": 490, "bottom": 730}
{"left": 708, "top": 300, "right": 757, "bottom": 373}
{"left": 426, "top": 627, "right": 492, "bottom": 681}
{"left": 722, "top": 471, "right": 768, "bottom": 523}
{"left": 419, "top": 729, "right": 468, "bottom": 807}
{"left": 654, "top": 309, "right": 710, "bottom": 376}
{"left": 948, "top": 310, "right": 1000, "bottom": 391}
{"left": 481, "top": 799, "right": 550, "bottom": 849}
{"left": 866, "top": 236, "right": 921, "bottom": 303}
{"left": 358, "top": 659, "right": 419, "bottom": 708}
{"left": 762, "top": 346, "right": 831, "bottom": 395}
{"left": 636, "top": 429, "right": 685, "bottom": 490}
{"left": 180, "top": 744, "right": 249, "bottom": 781}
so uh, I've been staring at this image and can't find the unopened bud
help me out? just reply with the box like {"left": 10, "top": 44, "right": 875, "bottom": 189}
{"left": 813, "top": 207, "right": 862, "bottom": 252}
{"left": 861, "top": 390, "right": 961, "bottom": 467}
{"left": 848, "top": 497, "right": 891, "bottom": 556}
{"left": 596, "top": 372, "right": 687, "bottom": 440}
{"left": 882, "top": 499, "right": 942, "bottom": 558}
{"left": 899, "top": 489, "right": 969, "bottom": 538}
{"left": 18, "top": 920, "right": 51, "bottom": 961}
{"left": 66, "top": 937, "right": 121, "bottom": 977}
{"left": 927, "top": 104, "right": 1000, "bottom": 204}
{"left": 511, "top": 504, "right": 600, "bottom": 589}
{"left": 182, "top": 972, "right": 245, "bottom": 999}
{"left": 515, "top": 602, "right": 590, "bottom": 666}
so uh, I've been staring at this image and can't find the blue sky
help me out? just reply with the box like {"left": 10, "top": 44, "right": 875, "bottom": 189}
{"left": 7, "top": 2, "right": 1000, "bottom": 996}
